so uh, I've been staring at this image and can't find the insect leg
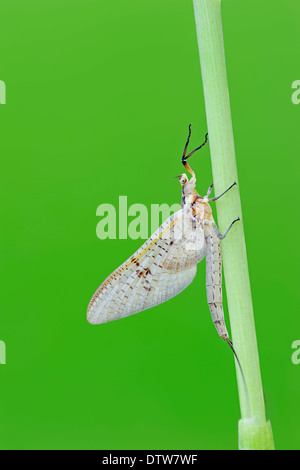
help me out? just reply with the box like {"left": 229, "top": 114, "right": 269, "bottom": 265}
{"left": 208, "top": 181, "right": 236, "bottom": 202}
{"left": 205, "top": 182, "right": 214, "bottom": 198}
{"left": 213, "top": 218, "right": 240, "bottom": 240}
{"left": 181, "top": 124, "right": 208, "bottom": 177}
{"left": 182, "top": 123, "right": 192, "bottom": 159}
{"left": 184, "top": 132, "right": 208, "bottom": 160}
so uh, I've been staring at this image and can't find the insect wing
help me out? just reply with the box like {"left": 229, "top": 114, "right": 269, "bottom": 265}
{"left": 87, "top": 208, "right": 206, "bottom": 324}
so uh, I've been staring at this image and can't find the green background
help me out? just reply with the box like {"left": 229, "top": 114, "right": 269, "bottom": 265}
{"left": 0, "top": 0, "right": 299, "bottom": 450}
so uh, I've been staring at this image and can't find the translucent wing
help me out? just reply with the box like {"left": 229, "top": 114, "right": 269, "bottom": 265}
{"left": 87, "top": 207, "right": 206, "bottom": 324}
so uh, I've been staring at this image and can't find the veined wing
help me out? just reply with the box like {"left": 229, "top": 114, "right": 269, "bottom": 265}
{"left": 87, "top": 207, "right": 206, "bottom": 324}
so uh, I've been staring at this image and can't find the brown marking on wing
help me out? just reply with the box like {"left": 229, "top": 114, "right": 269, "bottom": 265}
{"left": 88, "top": 218, "right": 178, "bottom": 310}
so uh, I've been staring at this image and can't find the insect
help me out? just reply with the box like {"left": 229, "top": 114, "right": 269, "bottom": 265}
{"left": 87, "top": 124, "right": 241, "bottom": 361}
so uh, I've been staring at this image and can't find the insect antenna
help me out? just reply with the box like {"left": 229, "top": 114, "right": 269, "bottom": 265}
{"left": 181, "top": 124, "right": 209, "bottom": 176}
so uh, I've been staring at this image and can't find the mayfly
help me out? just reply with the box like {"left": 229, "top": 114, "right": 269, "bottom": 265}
{"left": 87, "top": 125, "right": 241, "bottom": 363}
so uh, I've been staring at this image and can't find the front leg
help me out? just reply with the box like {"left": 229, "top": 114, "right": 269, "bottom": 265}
{"left": 205, "top": 182, "right": 214, "bottom": 198}
{"left": 208, "top": 181, "right": 236, "bottom": 202}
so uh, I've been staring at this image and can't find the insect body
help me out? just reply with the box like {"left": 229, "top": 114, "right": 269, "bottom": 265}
{"left": 87, "top": 125, "right": 239, "bottom": 352}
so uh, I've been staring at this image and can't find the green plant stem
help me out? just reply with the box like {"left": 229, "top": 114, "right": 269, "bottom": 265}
{"left": 192, "top": 0, "right": 274, "bottom": 450}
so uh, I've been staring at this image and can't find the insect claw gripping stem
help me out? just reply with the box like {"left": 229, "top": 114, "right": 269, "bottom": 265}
{"left": 214, "top": 217, "right": 240, "bottom": 240}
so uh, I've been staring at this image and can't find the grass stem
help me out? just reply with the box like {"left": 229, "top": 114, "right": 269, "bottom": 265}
{"left": 192, "top": 0, "right": 274, "bottom": 450}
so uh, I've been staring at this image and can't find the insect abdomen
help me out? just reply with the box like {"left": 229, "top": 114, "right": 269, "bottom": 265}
{"left": 205, "top": 227, "right": 229, "bottom": 339}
